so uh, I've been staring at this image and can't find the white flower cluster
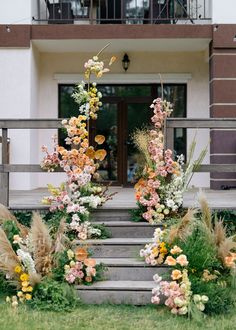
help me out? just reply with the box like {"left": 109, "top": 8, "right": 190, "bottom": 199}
{"left": 79, "top": 195, "right": 103, "bottom": 209}
{"left": 69, "top": 214, "right": 101, "bottom": 240}
{"left": 16, "top": 249, "right": 36, "bottom": 274}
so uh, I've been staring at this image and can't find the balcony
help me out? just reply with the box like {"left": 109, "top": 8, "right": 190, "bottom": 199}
{"left": 34, "top": 0, "right": 211, "bottom": 25}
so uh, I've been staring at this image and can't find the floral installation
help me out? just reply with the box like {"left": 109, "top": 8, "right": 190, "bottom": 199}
{"left": 133, "top": 99, "right": 207, "bottom": 224}
{"left": 150, "top": 195, "right": 236, "bottom": 317}
{"left": 41, "top": 47, "right": 116, "bottom": 241}
{"left": 0, "top": 207, "right": 104, "bottom": 310}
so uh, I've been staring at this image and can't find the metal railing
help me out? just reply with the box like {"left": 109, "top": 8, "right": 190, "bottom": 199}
{"left": 0, "top": 117, "right": 236, "bottom": 206}
{"left": 34, "top": 0, "right": 211, "bottom": 24}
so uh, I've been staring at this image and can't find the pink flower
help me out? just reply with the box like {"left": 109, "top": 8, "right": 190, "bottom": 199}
{"left": 151, "top": 296, "right": 160, "bottom": 304}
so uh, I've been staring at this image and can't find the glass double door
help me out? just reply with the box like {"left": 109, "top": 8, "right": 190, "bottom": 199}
{"left": 91, "top": 97, "right": 152, "bottom": 186}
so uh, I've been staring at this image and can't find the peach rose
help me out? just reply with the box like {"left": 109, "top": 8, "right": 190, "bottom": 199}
{"left": 176, "top": 254, "right": 189, "bottom": 267}
{"left": 171, "top": 269, "right": 182, "bottom": 280}
{"left": 165, "top": 256, "right": 177, "bottom": 266}
{"left": 170, "top": 246, "right": 183, "bottom": 255}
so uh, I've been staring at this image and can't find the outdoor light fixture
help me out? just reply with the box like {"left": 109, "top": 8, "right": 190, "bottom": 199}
{"left": 6, "top": 25, "right": 11, "bottom": 32}
{"left": 122, "top": 53, "right": 130, "bottom": 72}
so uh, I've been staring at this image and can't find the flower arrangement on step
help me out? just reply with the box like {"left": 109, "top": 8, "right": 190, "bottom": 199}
{"left": 41, "top": 46, "right": 116, "bottom": 240}
{"left": 0, "top": 205, "right": 105, "bottom": 310}
{"left": 150, "top": 194, "right": 236, "bottom": 317}
{"left": 132, "top": 98, "right": 207, "bottom": 224}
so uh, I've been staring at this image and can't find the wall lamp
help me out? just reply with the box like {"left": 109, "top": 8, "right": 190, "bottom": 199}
{"left": 122, "top": 53, "right": 130, "bottom": 72}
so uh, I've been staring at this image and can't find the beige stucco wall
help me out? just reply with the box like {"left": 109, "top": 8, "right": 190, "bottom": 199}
{"left": 35, "top": 50, "right": 209, "bottom": 188}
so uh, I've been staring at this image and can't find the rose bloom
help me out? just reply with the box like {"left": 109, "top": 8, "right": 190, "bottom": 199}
{"left": 165, "top": 256, "right": 177, "bottom": 266}
{"left": 170, "top": 246, "right": 183, "bottom": 255}
{"left": 176, "top": 254, "right": 189, "bottom": 267}
{"left": 171, "top": 269, "right": 182, "bottom": 280}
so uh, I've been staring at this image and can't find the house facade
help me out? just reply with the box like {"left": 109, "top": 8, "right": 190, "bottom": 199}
{"left": 0, "top": 0, "right": 236, "bottom": 190}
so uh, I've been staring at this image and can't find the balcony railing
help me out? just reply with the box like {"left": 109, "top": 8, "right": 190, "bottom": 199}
{"left": 34, "top": 0, "right": 211, "bottom": 25}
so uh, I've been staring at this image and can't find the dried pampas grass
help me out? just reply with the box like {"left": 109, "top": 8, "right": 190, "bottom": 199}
{"left": 0, "top": 227, "right": 19, "bottom": 276}
{"left": 168, "top": 209, "right": 196, "bottom": 244}
{"left": 30, "top": 212, "right": 52, "bottom": 275}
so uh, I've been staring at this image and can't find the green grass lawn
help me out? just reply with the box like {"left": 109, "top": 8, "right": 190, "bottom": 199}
{"left": 0, "top": 303, "right": 235, "bottom": 330}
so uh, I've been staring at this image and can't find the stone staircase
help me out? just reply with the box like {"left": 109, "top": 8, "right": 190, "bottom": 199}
{"left": 76, "top": 208, "right": 168, "bottom": 305}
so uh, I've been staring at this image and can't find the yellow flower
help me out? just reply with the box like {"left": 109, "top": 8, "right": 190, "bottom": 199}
{"left": 25, "top": 294, "right": 32, "bottom": 300}
{"left": 20, "top": 273, "right": 29, "bottom": 282}
{"left": 22, "top": 281, "right": 29, "bottom": 287}
{"left": 5, "top": 296, "right": 11, "bottom": 303}
{"left": 22, "top": 287, "right": 28, "bottom": 292}
{"left": 14, "top": 265, "right": 22, "bottom": 274}
{"left": 26, "top": 286, "right": 33, "bottom": 292}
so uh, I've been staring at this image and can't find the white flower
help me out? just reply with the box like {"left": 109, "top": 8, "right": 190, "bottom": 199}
{"left": 16, "top": 249, "right": 36, "bottom": 274}
{"left": 153, "top": 274, "right": 162, "bottom": 283}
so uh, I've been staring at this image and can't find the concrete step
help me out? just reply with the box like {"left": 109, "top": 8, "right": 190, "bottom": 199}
{"left": 93, "top": 221, "right": 161, "bottom": 238}
{"left": 80, "top": 238, "right": 151, "bottom": 258}
{"left": 76, "top": 280, "right": 153, "bottom": 305}
{"left": 96, "top": 258, "right": 168, "bottom": 281}
{"left": 91, "top": 208, "right": 133, "bottom": 222}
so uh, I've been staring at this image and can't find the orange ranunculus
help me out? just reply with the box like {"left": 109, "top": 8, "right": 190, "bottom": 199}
{"left": 85, "top": 276, "right": 92, "bottom": 283}
{"left": 95, "top": 149, "right": 107, "bottom": 161}
{"left": 72, "top": 136, "right": 81, "bottom": 145}
{"left": 75, "top": 247, "right": 88, "bottom": 261}
{"left": 95, "top": 135, "right": 105, "bottom": 145}
{"left": 134, "top": 178, "right": 146, "bottom": 190}
{"left": 85, "top": 147, "right": 95, "bottom": 159}
{"left": 70, "top": 149, "right": 79, "bottom": 157}
{"left": 165, "top": 256, "right": 177, "bottom": 266}
{"left": 135, "top": 192, "right": 141, "bottom": 200}
{"left": 84, "top": 258, "right": 96, "bottom": 267}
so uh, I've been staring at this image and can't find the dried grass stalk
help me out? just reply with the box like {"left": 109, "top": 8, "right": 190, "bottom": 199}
{"left": 53, "top": 217, "right": 67, "bottom": 254}
{"left": 218, "top": 238, "right": 236, "bottom": 263}
{"left": 168, "top": 209, "right": 196, "bottom": 244}
{"left": 198, "top": 192, "right": 212, "bottom": 230}
{"left": 132, "top": 128, "right": 152, "bottom": 167}
{"left": 0, "top": 203, "right": 29, "bottom": 237}
{"left": 0, "top": 228, "right": 19, "bottom": 276}
{"left": 30, "top": 212, "right": 52, "bottom": 275}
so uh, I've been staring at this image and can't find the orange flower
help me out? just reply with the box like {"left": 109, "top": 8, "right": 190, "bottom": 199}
{"left": 95, "top": 149, "right": 107, "bottom": 161}
{"left": 95, "top": 135, "right": 105, "bottom": 145}
{"left": 70, "top": 149, "right": 79, "bottom": 157}
{"left": 85, "top": 147, "right": 95, "bottom": 159}
{"left": 171, "top": 269, "right": 182, "bottom": 280}
{"left": 85, "top": 276, "right": 92, "bottom": 283}
{"left": 75, "top": 247, "right": 88, "bottom": 261}
{"left": 135, "top": 192, "right": 141, "bottom": 200}
{"left": 109, "top": 56, "right": 117, "bottom": 66}
{"left": 165, "top": 256, "right": 177, "bottom": 266}
{"left": 84, "top": 258, "right": 96, "bottom": 267}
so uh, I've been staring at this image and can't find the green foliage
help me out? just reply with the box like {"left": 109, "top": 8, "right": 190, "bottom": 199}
{"left": 176, "top": 227, "right": 221, "bottom": 275}
{"left": 29, "top": 278, "right": 79, "bottom": 312}
{"left": 214, "top": 210, "right": 236, "bottom": 235}
{"left": 13, "top": 211, "right": 32, "bottom": 227}
{"left": 92, "top": 224, "right": 112, "bottom": 239}
{"left": 190, "top": 277, "right": 235, "bottom": 315}
{"left": 0, "top": 272, "right": 16, "bottom": 297}
{"left": 2, "top": 220, "right": 20, "bottom": 246}
{"left": 52, "top": 251, "right": 69, "bottom": 282}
